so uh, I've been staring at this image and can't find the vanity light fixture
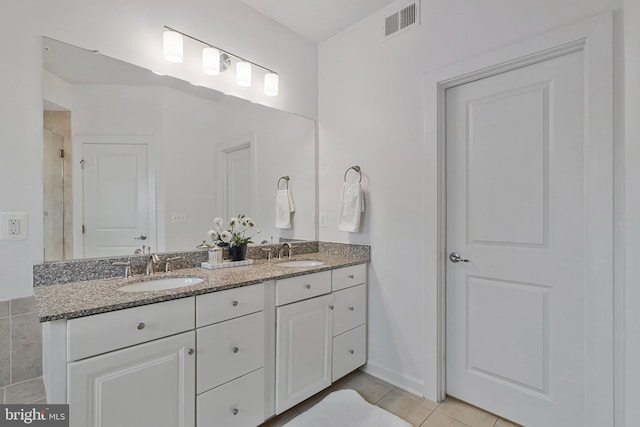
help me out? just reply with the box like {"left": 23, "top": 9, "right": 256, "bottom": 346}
{"left": 163, "top": 30, "right": 183, "bottom": 63}
{"left": 264, "top": 72, "right": 279, "bottom": 96}
{"left": 236, "top": 61, "right": 252, "bottom": 87}
{"left": 163, "top": 26, "right": 279, "bottom": 95}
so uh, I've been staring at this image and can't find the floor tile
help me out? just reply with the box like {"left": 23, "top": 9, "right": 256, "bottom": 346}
{"left": 0, "top": 300, "right": 9, "bottom": 317}
{"left": 495, "top": 418, "right": 523, "bottom": 427}
{"left": 0, "top": 317, "right": 10, "bottom": 387}
{"left": 333, "top": 371, "right": 395, "bottom": 404}
{"left": 10, "top": 313, "right": 43, "bottom": 383}
{"left": 436, "top": 397, "right": 498, "bottom": 427}
{"left": 10, "top": 296, "right": 37, "bottom": 316}
{"left": 421, "top": 411, "right": 471, "bottom": 427}
{"left": 5, "top": 377, "right": 46, "bottom": 404}
{"left": 260, "top": 408, "right": 301, "bottom": 426}
{"left": 377, "top": 388, "right": 438, "bottom": 426}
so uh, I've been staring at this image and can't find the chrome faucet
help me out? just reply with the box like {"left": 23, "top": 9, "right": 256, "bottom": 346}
{"left": 165, "top": 256, "right": 182, "bottom": 273}
{"left": 279, "top": 242, "right": 293, "bottom": 259}
{"left": 146, "top": 252, "right": 160, "bottom": 275}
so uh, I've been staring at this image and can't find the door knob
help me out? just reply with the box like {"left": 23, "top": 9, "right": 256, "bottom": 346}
{"left": 449, "top": 252, "right": 469, "bottom": 263}
{"left": 134, "top": 235, "right": 147, "bottom": 240}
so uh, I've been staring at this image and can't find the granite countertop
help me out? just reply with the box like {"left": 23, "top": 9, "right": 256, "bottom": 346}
{"left": 34, "top": 252, "right": 368, "bottom": 322}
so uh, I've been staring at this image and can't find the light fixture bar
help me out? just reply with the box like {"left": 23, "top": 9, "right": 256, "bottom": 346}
{"left": 163, "top": 26, "right": 277, "bottom": 75}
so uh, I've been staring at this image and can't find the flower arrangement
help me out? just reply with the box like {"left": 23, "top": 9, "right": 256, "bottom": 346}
{"left": 208, "top": 214, "right": 260, "bottom": 247}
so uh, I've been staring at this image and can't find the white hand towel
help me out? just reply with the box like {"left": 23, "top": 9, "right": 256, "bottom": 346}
{"left": 275, "top": 188, "right": 295, "bottom": 229}
{"left": 338, "top": 182, "right": 365, "bottom": 232}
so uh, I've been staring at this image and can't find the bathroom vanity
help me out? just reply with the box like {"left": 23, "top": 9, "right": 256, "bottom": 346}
{"left": 35, "top": 250, "right": 368, "bottom": 427}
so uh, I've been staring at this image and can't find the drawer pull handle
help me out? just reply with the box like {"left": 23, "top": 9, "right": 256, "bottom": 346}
{"left": 349, "top": 350, "right": 355, "bottom": 354}
{"left": 232, "top": 346, "right": 239, "bottom": 354}
{"left": 329, "top": 305, "right": 334, "bottom": 310}
{"left": 348, "top": 274, "right": 355, "bottom": 279}
{"left": 137, "top": 322, "right": 146, "bottom": 330}
{"left": 232, "top": 300, "right": 239, "bottom": 307}
{"left": 348, "top": 306, "right": 355, "bottom": 311}
{"left": 188, "top": 348, "right": 195, "bottom": 356}
{"left": 232, "top": 408, "right": 239, "bottom": 416}
{"left": 305, "top": 284, "right": 311, "bottom": 289}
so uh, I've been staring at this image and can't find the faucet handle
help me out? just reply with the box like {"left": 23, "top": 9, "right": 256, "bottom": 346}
{"left": 112, "top": 259, "right": 133, "bottom": 278}
{"left": 165, "top": 256, "right": 182, "bottom": 273}
{"left": 260, "top": 248, "right": 272, "bottom": 261}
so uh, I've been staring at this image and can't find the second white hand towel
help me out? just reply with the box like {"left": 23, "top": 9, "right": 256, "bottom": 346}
{"left": 275, "top": 188, "right": 295, "bottom": 229}
{"left": 338, "top": 182, "right": 364, "bottom": 232}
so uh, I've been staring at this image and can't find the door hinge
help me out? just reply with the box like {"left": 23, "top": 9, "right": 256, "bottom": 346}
{"left": 82, "top": 224, "right": 85, "bottom": 234}
{"left": 58, "top": 149, "right": 64, "bottom": 158}
{"left": 80, "top": 159, "right": 85, "bottom": 169}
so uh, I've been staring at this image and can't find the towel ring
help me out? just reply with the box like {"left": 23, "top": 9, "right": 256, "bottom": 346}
{"left": 277, "top": 176, "right": 290, "bottom": 189}
{"left": 344, "top": 166, "right": 362, "bottom": 183}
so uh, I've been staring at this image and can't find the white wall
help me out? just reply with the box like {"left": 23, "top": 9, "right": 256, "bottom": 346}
{"left": 0, "top": 0, "right": 316, "bottom": 300}
{"left": 318, "top": 0, "right": 621, "bottom": 398}
{"left": 624, "top": 0, "right": 640, "bottom": 425}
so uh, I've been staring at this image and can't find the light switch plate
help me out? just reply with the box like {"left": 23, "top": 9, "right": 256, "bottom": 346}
{"left": 171, "top": 212, "right": 187, "bottom": 223}
{"left": 319, "top": 212, "right": 328, "bottom": 228}
{"left": 0, "top": 212, "right": 28, "bottom": 241}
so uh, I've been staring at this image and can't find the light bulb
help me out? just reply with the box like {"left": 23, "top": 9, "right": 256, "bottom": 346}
{"left": 163, "top": 31, "right": 183, "bottom": 63}
{"left": 236, "top": 61, "right": 252, "bottom": 87}
{"left": 264, "top": 73, "right": 279, "bottom": 96}
{"left": 202, "top": 47, "right": 220, "bottom": 76}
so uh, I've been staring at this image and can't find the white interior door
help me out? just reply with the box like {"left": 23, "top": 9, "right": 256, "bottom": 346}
{"left": 83, "top": 143, "right": 150, "bottom": 257}
{"left": 446, "top": 50, "right": 591, "bottom": 427}
{"left": 225, "top": 145, "right": 253, "bottom": 219}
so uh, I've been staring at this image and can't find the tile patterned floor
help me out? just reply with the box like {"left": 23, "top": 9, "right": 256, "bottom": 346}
{"left": 0, "top": 376, "right": 47, "bottom": 404}
{"left": 261, "top": 370, "right": 523, "bottom": 427}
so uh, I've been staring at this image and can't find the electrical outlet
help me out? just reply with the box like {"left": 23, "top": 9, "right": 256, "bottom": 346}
{"left": 0, "top": 212, "right": 28, "bottom": 241}
{"left": 8, "top": 219, "right": 20, "bottom": 235}
{"left": 319, "top": 212, "right": 328, "bottom": 228}
{"left": 172, "top": 212, "right": 187, "bottom": 223}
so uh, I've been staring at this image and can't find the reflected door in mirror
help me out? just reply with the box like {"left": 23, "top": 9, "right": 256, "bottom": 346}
{"left": 225, "top": 145, "right": 254, "bottom": 219}
{"left": 83, "top": 143, "right": 150, "bottom": 257}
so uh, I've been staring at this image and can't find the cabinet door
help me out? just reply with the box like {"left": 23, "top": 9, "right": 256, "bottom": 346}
{"left": 68, "top": 331, "right": 195, "bottom": 427}
{"left": 276, "top": 294, "right": 332, "bottom": 414}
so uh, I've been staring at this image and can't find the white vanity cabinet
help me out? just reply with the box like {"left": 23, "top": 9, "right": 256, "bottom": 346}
{"left": 274, "top": 264, "right": 367, "bottom": 414}
{"left": 64, "top": 297, "right": 197, "bottom": 427}
{"left": 196, "top": 283, "right": 268, "bottom": 427}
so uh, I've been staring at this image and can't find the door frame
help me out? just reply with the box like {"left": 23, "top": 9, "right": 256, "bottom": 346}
{"left": 424, "top": 12, "right": 614, "bottom": 425}
{"left": 216, "top": 133, "right": 258, "bottom": 222}
{"left": 72, "top": 135, "right": 156, "bottom": 258}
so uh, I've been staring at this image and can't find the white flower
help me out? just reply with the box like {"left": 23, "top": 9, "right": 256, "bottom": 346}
{"left": 214, "top": 217, "right": 224, "bottom": 228}
{"left": 220, "top": 230, "right": 232, "bottom": 243}
{"left": 229, "top": 218, "right": 237, "bottom": 227}
{"left": 241, "top": 217, "right": 249, "bottom": 227}
{"left": 207, "top": 229, "right": 216, "bottom": 240}
{"left": 246, "top": 218, "right": 255, "bottom": 228}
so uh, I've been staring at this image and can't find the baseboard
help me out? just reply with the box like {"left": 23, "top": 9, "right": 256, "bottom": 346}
{"left": 362, "top": 360, "right": 425, "bottom": 398}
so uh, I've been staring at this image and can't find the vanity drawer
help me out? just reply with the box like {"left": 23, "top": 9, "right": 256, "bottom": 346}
{"left": 332, "top": 324, "right": 367, "bottom": 382}
{"left": 196, "top": 283, "right": 264, "bottom": 327}
{"left": 197, "top": 368, "right": 265, "bottom": 427}
{"left": 275, "top": 271, "right": 331, "bottom": 306}
{"left": 196, "top": 311, "right": 265, "bottom": 393}
{"left": 332, "top": 264, "right": 366, "bottom": 291}
{"left": 67, "top": 297, "right": 195, "bottom": 362}
{"left": 332, "top": 284, "right": 367, "bottom": 337}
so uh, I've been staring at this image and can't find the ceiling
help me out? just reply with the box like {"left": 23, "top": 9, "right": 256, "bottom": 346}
{"left": 238, "top": 0, "right": 398, "bottom": 43}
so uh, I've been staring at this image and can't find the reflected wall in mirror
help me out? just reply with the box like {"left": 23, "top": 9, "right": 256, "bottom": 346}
{"left": 42, "top": 37, "right": 316, "bottom": 261}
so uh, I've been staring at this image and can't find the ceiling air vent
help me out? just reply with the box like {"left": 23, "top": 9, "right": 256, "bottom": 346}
{"left": 384, "top": 1, "right": 420, "bottom": 40}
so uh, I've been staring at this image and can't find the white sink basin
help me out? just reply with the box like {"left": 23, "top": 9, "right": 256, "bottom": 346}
{"left": 278, "top": 260, "right": 325, "bottom": 268}
{"left": 117, "top": 277, "right": 204, "bottom": 292}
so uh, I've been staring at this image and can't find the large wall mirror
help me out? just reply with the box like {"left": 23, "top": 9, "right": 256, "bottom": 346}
{"left": 42, "top": 37, "right": 317, "bottom": 262}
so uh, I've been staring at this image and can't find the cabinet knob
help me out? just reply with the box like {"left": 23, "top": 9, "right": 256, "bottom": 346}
{"left": 188, "top": 348, "right": 195, "bottom": 356}
{"left": 232, "top": 346, "right": 239, "bottom": 354}
{"left": 348, "top": 306, "right": 355, "bottom": 311}
{"left": 329, "top": 305, "right": 334, "bottom": 310}
{"left": 232, "top": 300, "right": 239, "bottom": 307}
{"left": 232, "top": 408, "right": 239, "bottom": 416}
{"left": 137, "top": 322, "right": 146, "bottom": 330}
{"left": 348, "top": 274, "right": 355, "bottom": 279}
{"left": 349, "top": 350, "right": 355, "bottom": 354}
{"left": 305, "top": 284, "right": 311, "bottom": 289}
